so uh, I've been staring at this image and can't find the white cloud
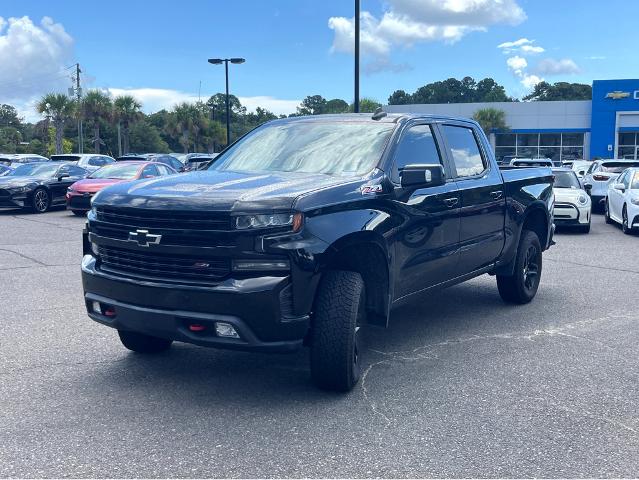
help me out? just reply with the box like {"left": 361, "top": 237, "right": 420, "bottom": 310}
{"left": 533, "top": 58, "right": 581, "bottom": 75}
{"left": 505, "top": 55, "right": 543, "bottom": 90}
{"left": 497, "top": 38, "right": 544, "bottom": 55}
{"left": 329, "top": 0, "right": 526, "bottom": 74}
{"left": 586, "top": 55, "right": 606, "bottom": 60}
{"left": 106, "top": 88, "right": 300, "bottom": 116}
{"left": 0, "top": 16, "right": 74, "bottom": 112}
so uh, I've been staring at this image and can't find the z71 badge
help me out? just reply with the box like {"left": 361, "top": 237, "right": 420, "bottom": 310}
{"left": 360, "top": 184, "right": 383, "bottom": 195}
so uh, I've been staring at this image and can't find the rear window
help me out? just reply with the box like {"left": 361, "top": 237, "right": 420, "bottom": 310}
{"left": 513, "top": 160, "right": 552, "bottom": 167}
{"left": 601, "top": 162, "right": 639, "bottom": 173}
{"left": 51, "top": 155, "right": 81, "bottom": 162}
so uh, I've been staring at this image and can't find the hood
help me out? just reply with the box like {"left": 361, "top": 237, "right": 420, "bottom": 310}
{"left": 72, "top": 178, "right": 124, "bottom": 193}
{"left": 553, "top": 187, "right": 587, "bottom": 202}
{"left": 0, "top": 176, "right": 40, "bottom": 188}
{"left": 92, "top": 170, "right": 354, "bottom": 212}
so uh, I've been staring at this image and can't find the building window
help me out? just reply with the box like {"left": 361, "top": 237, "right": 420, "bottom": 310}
{"left": 493, "top": 132, "right": 585, "bottom": 163}
{"left": 618, "top": 132, "right": 639, "bottom": 159}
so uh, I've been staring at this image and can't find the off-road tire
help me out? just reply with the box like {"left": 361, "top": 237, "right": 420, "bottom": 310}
{"left": 309, "top": 270, "right": 365, "bottom": 392}
{"left": 496, "top": 230, "right": 542, "bottom": 304}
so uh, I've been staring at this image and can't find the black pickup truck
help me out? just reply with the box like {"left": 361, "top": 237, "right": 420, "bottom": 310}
{"left": 81, "top": 113, "right": 554, "bottom": 391}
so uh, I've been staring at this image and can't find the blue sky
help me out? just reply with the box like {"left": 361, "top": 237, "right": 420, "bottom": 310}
{"left": 1, "top": 0, "right": 638, "bottom": 119}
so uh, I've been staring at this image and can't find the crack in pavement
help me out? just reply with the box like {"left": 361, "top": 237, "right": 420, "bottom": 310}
{"left": 546, "top": 257, "right": 639, "bottom": 275}
{"left": 7, "top": 214, "right": 82, "bottom": 232}
{"left": 0, "top": 247, "right": 47, "bottom": 266}
{"left": 360, "top": 313, "right": 638, "bottom": 427}
{"left": 0, "top": 356, "right": 128, "bottom": 377}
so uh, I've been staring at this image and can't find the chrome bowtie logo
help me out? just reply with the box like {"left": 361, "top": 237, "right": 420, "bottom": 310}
{"left": 128, "top": 229, "right": 162, "bottom": 247}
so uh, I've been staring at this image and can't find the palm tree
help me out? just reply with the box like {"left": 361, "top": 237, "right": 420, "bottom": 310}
{"left": 472, "top": 108, "right": 508, "bottom": 136}
{"left": 113, "top": 95, "right": 142, "bottom": 154}
{"left": 36, "top": 93, "right": 76, "bottom": 154}
{"left": 83, "top": 90, "right": 112, "bottom": 154}
{"left": 168, "top": 103, "right": 202, "bottom": 153}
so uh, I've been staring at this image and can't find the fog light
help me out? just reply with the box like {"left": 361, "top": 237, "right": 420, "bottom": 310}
{"left": 232, "top": 260, "right": 290, "bottom": 271}
{"left": 91, "top": 301, "right": 102, "bottom": 314}
{"left": 91, "top": 242, "right": 99, "bottom": 256}
{"left": 215, "top": 322, "right": 240, "bottom": 339}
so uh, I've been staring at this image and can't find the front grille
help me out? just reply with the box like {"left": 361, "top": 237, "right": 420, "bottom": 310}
{"left": 97, "top": 246, "right": 230, "bottom": 284}
{"left": 0, "top": 189, "right": 10, "bottom": 199}
{"left": 92, "top": 206, "right": 234, "bottom": 247}
{"left": 68, "top": 195, "right": 92, "bottom": 209}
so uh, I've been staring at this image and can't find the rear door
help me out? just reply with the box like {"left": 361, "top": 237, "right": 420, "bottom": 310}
{"left": 439, "top": 123, "right": 506, "bottom": 276}
{"left": 390, "top": 122, "right": 461, "bottom": 297}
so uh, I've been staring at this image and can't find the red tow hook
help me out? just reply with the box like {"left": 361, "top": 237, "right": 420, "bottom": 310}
{"left": 188, "top": 324, "right": 206, "bottom": 332}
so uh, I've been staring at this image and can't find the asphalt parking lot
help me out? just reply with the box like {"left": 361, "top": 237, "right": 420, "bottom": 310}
{"left": 1, "top": 208, "right": 638, "bottom": 478}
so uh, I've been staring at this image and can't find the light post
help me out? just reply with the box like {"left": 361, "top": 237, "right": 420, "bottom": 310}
{"left": 354, "top": 0, "right": 360, "bottom": 113}
{"left": 207, "top": 57, "right": 245, "bottom": 146}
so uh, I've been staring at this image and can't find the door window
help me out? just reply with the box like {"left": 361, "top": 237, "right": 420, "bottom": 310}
{"left": 391, "top": 124, "right": 442, "bottom": 182}
{"left": 156, "top": 164, "right": 172, "bottom": 175}
{"left": 442, "top": 125, "right": 486, "bottom": 178}
{"left": 141, "top": 165, "right": 159, "bottom": 178}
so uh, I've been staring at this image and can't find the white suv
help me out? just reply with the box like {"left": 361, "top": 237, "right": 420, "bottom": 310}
{"left": 50, "top": 154, "right": 115, "bottom": 173}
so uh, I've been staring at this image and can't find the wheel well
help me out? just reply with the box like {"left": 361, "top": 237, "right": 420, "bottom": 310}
{"left": 326, "top": 242, "right": 390, "bottom": 326}
{"left": 522, "top": 208, "right": 548, "bottom": 250}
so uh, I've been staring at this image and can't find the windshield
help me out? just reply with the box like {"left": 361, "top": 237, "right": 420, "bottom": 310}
{"left": 601, "top": 162, "right": 639, "bottom": 173}
{"left": 631, "top": 172, "right": 639, "bottom": 189}
{"left": 8, "top": 163, "right": 59, "bottom": 177}
{"left": 89, "top": 163, "right": 140, "bottom": 179}
{"left": 211, "top": 121, "right": 395, "bottom": 176}
{"left": 554, "top": 170, "right": 581, "bottom": 189}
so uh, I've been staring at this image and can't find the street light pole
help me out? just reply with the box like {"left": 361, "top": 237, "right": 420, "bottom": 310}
{"left": 208, "top": 57, "right": 245, "bottom": 147}
{"left": 354, "top": 0, "right": 360, "bottom": 113}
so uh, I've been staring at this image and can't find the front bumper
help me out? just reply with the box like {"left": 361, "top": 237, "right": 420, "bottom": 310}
{"left": 0, "top": 191, "right": 26, "bottom": 208}
{"left": 66, "top": 192, "right": 93, "bottom": 211}
{"left": 553, "top": 202, "right": 590, "bottom": 225}
{"left": 81, "top": 255, "right": 309, "bottom": 353}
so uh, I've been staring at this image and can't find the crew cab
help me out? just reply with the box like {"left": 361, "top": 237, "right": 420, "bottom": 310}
{"left": 81, "top": 114, "right": 554, "bottom": 391}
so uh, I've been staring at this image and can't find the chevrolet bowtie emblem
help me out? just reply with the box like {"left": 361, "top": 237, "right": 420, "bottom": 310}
{"left": 605, "top": 91, "right": 630, "bottom": 100}
{"left": 128, "top": 229, "right": 162, "bottom": 247}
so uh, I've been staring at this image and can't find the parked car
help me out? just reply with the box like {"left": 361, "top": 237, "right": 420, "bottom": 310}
{"left": 67, "top": 161, "right": 177, "bottom": 215}
{"left": 552, "top": 168, "right": 591, "bottom": 233}
{"left": 51, "top": 154, "right": 116, "bottom": 173}
{"left": 117, "top": 153, "right": 185, "bottom": 172}
{"left": 509, "top": 158, "right": 554, "bottom": 168}
{"left": 583, "top": 160, "right": 639, "bottom": 211}
{"left": 569, "top": 160, "right": 592, "bottom": 180}
{"left": 0, "top": 162, "right": 87, "bottom": 213}
{"left": 81, "top": 113, "right": 554, "bottom": 391}
{"left": 184, "top": 154, "right": 219, "bottom": 171}
{"left": 0, "top": 154, "right": 49, "bottom": 166}
{"left": 0, "top": 164, "right": 12, "bottom": 176}
{"left": 605, "top": 167, "right": 639, "bottom": 234}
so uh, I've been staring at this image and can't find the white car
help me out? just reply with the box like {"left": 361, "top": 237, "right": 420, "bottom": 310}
{"left": 583, "top": 160, "right": 639, "bottom": 211}
{"left": 552, "top": 168, "right": 591, "bottom": 233}
{"left": 569, "top": 160, "right": 592, "bottom": 179}
{"left": 50, "top": 154, "right": 115, "bottom": 173}
{"left": 0, "top": 153, "right": 49, "bottom": 166}
{"left": 605, "top": 167, "right": 639, "bottom": 234}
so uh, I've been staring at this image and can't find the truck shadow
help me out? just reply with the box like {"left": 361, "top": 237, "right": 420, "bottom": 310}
{"left": 89, "top": 277, "right": 560, "bottom": 402}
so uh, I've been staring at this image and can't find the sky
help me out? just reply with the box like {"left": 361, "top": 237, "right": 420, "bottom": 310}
{"left": 1, "top": 0, "right": 638, "bottom": 121}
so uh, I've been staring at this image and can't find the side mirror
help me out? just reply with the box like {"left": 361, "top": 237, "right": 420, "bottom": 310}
{"left": 584, "top": 183, "right": 592, "bottom": 192}
{"left": 613, "top": 183, "right": 626, "bottom": 192}
{"left": 57, "top": 173, "right": 70, "bottom": 181}
{"left": 400, "top": 164, "right": 446, "bottom": 189}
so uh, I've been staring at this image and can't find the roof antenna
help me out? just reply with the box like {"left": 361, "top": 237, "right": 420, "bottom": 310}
{"left": 371, "top": 107, "right": 387, "bottom": 121}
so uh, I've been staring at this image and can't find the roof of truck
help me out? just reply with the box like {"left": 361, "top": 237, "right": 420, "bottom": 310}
{"left": 273, "top": 113, "right": 479, "bottom": 125}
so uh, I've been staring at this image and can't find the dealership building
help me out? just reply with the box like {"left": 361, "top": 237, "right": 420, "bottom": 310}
{"left": 384, "top": 79, "right": 639, "bottom": 163}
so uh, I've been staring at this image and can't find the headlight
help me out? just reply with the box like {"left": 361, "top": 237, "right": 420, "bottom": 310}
{"left": 9, "top": 185, "right": 29, "bottom": 193}
{"left": 67, "top": 186, "right": 75, "bottom": 193}
{"left": 631, "top": 197, "right": 639, "bottom": 206}
{"left": 235, "top": 212, "right": 303, "bottom": 231}
{"left": 577, "top": 194, "right": 589, "bottom": 205}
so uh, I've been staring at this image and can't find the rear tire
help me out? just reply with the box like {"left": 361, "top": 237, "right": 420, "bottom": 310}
{"left": 496, "top": 230, "right": 542, "bottom": 304}
{"left": 309, "top": 270, "right": 364, "bottom": 392}
{"left": 604, "top": 199, "right": 613, "bottom": 224}
{"left": 118, "top": 330, "right": 173, "bottom": 353}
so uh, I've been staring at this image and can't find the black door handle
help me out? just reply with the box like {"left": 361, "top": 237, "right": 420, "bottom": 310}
{"left": 490, "top": 190, "right": 503, "bottom": 200}
{"left": 443, "top": 197, "right": 459, "bottom": 208}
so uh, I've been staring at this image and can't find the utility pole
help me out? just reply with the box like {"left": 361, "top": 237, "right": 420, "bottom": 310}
{"left": 354, "top": 0, "right": 360, "bottom": 113}
{"left": 74, "top": 63, "right": 84, "bottom": 153}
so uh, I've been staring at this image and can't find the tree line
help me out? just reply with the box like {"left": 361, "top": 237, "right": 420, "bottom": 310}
{"left": 0, "top": 77, "right": 592, "bottom": 156}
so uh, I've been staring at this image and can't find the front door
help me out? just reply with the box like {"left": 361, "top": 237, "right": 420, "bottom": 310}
{"left": 389, "top": 123, "right": 461, "bottom": 299}
{"left": 439, "top": 124, "right": 506, "bottom": 275}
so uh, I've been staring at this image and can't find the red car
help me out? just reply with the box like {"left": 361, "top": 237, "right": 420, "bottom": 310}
{"left": 66, "top": 161, "right": 177, "bottom": 215}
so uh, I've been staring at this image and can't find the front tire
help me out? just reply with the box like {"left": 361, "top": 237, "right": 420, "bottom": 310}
{"left": 622, "top": 206, "right": 632, "bottom": 235}
{"left": 310, "top": 270, "right": 364, "bottom": 392}
{"left": 579, "top": 223, "right": 591, "bottom": 234}
{"left": 604, "top": 199, "right": 613, "bottom": 224}
{"left": 31, "top": 188, "right": 50, "bottom": 213}
{"left": 496, "top": 230, "right": 542, "bottom": 304}
{"left": 71, "top": 210, "right": 86, "bottom": 217}
{"left": 118, "top": 330, "right": 172, "bottom": 353}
